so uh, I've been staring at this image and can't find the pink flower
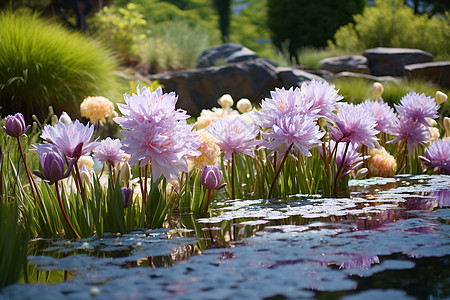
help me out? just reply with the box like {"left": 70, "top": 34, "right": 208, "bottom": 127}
{"left": 253, "top": 87, "right": 318, "bottom": 129}
{"left": 301, "top": 79, "right": 343, "bottom": 120}
{"left": 39, "top": 120, "right": 99, "bottom": 159}
{"left": 394, "top": 92, "right": 438, "bottom": 127}
{"left": 390, "top": 116, "right": 429, "bottom": 153}
{"left": 358, "top": 100, "right": 398, "bottom": 134}
{"left": 263, "top": 112, "right": 324, "bottom": 157}
{"left": 208, "top": 117, "right": 260, "bottom": 160}
{"left": 115, "top": 86, "right": 201, "bottom": 181}
{"left": 93, "top": 137, "right": 125, "bottom": 167}
{"left": 420, "top": 139, "right": 450, "bottom": 174}
{"left": 329, "top": 104, "right": 379, "bottom": 148}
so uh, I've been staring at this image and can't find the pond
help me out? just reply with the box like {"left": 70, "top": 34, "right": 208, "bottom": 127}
{"left": 1, "top": 175, "right": 450, "bottom": 300}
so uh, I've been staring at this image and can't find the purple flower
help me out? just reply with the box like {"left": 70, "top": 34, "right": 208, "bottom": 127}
{"left": 301, "top": 79, "right": 343, "bottom": 120}
{"left": 420, "top": 139, "right": 450, "bottom": 174}
{"left": 40, "top": 119, "right": 99, "bottom": 159}
{"left": 389, "top": 116, "right": 429, "bottom": 153}
{"left": 253, "top": 87, "right": 318, "bottom": 129}
{"left": 93, "top": 138, "right": 125, "bottom": 167}
{"left": 263, "top": 112, "right": 324, "bottom": 157}
{"left": 394, "top": 92, "right": 438, "bottom": 127}
{"left": 200, "top": 164, "right": 227, "bottom": 190}
{"left": 430, "top": 190, "right": 450, "bottom": 208}
{"left": 329, "top": 104, "right": 379, "bottom": 148}
{"left": 115, "top": 86, "right": 201, "bottom": 181}
{"left": 32, "top": 144, "right": 74, "bottom": 185}
{"left": 333, "top": 141, "right": 363, "bottom": 178}
{"left": 208, "top": 117, "right": 261, "bottom": 160}
{"left": 358, "top": 100, "right": 398, "bottom": 134}
{"left": 3, "top": 113, "right": 30, "bottom": 137}
{"left": 121, "top": 187, "right": 132, "bottom": 208}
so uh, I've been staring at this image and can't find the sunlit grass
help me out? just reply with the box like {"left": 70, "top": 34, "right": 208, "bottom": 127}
{"left": 0, "top": 10, "right": 120, "bottom": 121}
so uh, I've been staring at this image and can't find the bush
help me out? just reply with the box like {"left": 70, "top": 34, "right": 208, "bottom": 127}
{"left": 143, "top": 22, "right": 211, "bottom": 72}
{"left": 0, "top": 11, "right": 120, "bottom": 121}
{"left": 331, "top": 0, "right": 450, "bottom": 60}
{"left": 90, "top": 3, "right": 149, "bottom": 64}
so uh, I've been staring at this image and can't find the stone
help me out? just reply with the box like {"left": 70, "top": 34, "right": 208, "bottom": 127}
{"left": 363, "top": 47, "right": 433, "bottom": 76}
{"left": 150, "top": 59, "right": 322, "bottom": 117}
{"left": 196, "top": 43, "right": 258, "bottom": 68}
{"left": 150, "top": 59, "right": 279, "bottom": 117}
{"left": 319, "top": 55, "right": 369, "bottom": 74}
{"left": 404, "top": 61, "right": 450, "bottom": 88}
{"left": 335, "top": 72, "right": 400, "bottom": 83}
{"left": 277, "top": 67, "right": 325, "bottom": 87}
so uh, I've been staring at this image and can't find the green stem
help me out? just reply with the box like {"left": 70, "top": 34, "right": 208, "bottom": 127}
{"left": 333, "top": 142, "right": 349, "bottom": 197}
{"left": 268, "top": 144, "right": 293, "bottom": 199}
{"left": 231, "top": 152, "right": 235, "bottom": 199}
{"left": 55, "top": 182, "right": 80, "bottom": 239}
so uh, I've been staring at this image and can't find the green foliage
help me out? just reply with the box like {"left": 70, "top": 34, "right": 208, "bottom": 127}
{"left": 331, "top": 0, "right": 450, "bottom": 60}
{"left": 267, "top": 0, "right": 365, "bottom": 62}
{"left": 0, "top": 10, "right": 120, "bottom": 122}
{"left": 143, "top": 21, "right": 212, "bottom": 72}
{"left": 90, "top": 3, "right": 149, "bottom": 64}
{"left": 231, "top": 0, "right": 272, "bottom": 56}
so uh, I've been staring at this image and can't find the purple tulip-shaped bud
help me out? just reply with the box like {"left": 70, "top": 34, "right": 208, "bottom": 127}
{"left": 200, "top": 164, "right": 227, "bottom": 190}
{"left": 33, "top": 145, "right": 74, "bottom": 185}
{"left": 3, "top": 113, "right": 30, "bottom": 137}
{"left": 121, "top": 187, "right": 132, "bottom": 208}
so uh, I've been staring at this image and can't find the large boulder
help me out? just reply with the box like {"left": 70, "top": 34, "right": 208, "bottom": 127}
{"left": 319, "top": 55, "right": 369, "bottom": 74}
{"left": 151, "top": 59, "right": 279, "bottom": 116}
{"left": 404, "top": 61, "right": 450, "bottom": 88}
{"left": 197, "top": 43, "right": 259, "bottom": 68}
{"left": 363, "top": 47, "right": 433, "bottom": 76}
{"left": 150, "top": 59, "right": 321, "bottom": 117}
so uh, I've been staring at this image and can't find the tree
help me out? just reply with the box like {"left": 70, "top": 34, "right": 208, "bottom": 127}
{"left": 213, "top": 0, "right": 231, "bottom": 43}
{"left": 267, "top": 0, "right": 365, "bottom": 63}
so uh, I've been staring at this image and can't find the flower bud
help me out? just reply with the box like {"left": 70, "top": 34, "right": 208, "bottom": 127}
{"left": 443, "top": 117, "right": 450, "bottom": 135}
{"left": 3, "top": 113, "right": 30, "bottom": 137}
{"left": 218, "top": 94, "right": 233, "bottom": 109}
{"left": 372, "top": 82, "right": 384, "bottom": 100}
{"left": 33, "top": 146, "right": 74, "bottom": 185}
{"left": 121, "top": 187, "right": 132, "bottom": 208}
{"left": 59, "top": 111, "right": 72, "bottom": 125}
{"left": 355, "top": 168, "right": 368, "bottom": 179}
{"left": 236, "top": 98, "right": 252, "bottom": 113}
{"left": 200, "top": 164, "right": 226, "bottom": 190}
{"left": 78, "top": 155, "right": 94, "bottom": 169}
{"left": 436, "top": 91, "right": 448, "bottom": 105}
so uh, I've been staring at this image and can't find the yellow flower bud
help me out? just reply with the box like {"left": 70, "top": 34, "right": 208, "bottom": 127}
{"left": 428, "top": 127, "right": 440, "bottom": 142}
{"left": 372, "top": 82, "right": 384, "bottom": 100}
{"left": 236, "top": 98, "right": 252, "bottom": 113}
{"left": 436, "top": 91, "right": 448, "bottom": 105}
{"left": 78, "top": 155, "right": 94, "bottom": 169}
{"left": 444, "top": 117, "right": 450, "bottom": 137}
{"left": 80, "top": 96, "right": 115, "bottom": 124}
{"left": 59, "top": 112, "right": 72, "bottom": 125}
{"left": 218, "top": 94, "right": 233, "bottom": 109}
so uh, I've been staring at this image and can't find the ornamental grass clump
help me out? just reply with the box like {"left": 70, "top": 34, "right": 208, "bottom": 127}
{"left": 0, "top": 11, "right": 120, "bottom": 121}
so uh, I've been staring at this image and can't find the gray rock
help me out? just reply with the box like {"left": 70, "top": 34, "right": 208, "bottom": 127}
{"left": 335, "top": 71, "right": 400, "bottom": 83}
{"left": 150, "top": 59, "right": 321, "bottom": 117}
{"left": 150, "top": 59, "right": 279, "bottom": 117}
{"left": 319, "top": 55, "right": 369, "bottom": 74}
{"left": 197, "top": 43, "right": 258, "bottom": 68}
{"left": 404, "top": 61, "right": 450, "bottom": 88}
{"left": 363, "top": 47, "right": 433, "bottom": 76}
{"left": 277, "top": 67, "right": 325, "bottom": 87}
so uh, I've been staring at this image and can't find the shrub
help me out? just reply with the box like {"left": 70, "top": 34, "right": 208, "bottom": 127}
{"left": 0, "top": 11, "right": 120, "bottom": 121}
{"left": 90, "top": 3, "right": 149, "bottom": 64}
{"left": 143, "top": 21, "right": 211, "bottom": 72}
{"left": 331, "top": 0, "right": 450, "bottom": 60}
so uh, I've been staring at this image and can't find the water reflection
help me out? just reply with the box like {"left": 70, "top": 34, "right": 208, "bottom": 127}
{"left": 23, "top": 180, "right": 450, "bottom": 286}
